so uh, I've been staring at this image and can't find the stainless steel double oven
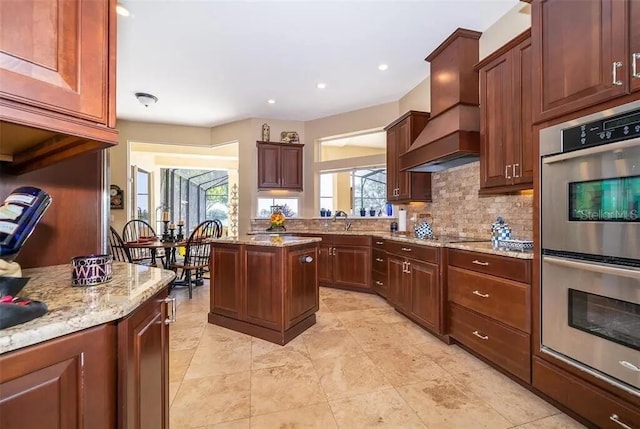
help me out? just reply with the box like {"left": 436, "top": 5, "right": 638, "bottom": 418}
{"left": 539, "top": 100, "right": 640, "bottom": 398}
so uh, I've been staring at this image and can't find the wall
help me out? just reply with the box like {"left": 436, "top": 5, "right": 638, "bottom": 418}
{"left": 398, "top": 77, "right": 430, "bottom": 113}
{"left": 479, "top": 2, "right": 531, "bottom": 59}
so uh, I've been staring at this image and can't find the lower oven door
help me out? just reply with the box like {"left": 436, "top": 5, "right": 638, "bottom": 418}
{"left": 541, "top": 255, "right": 640, "bottom": 395}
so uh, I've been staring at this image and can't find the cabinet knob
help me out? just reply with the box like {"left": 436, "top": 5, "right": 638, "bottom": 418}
{"left": 164, "top": 297, "right": 177, "bottom": 325}
{"left": 300, "top": 255, "right": 313, "bottom": 263}
{"left": 612, "top": 61, "right": 623, "bottom": 86}
{"left": 375, "top": 281, "right": 384, "bottom": 286}
{"left": 376, "top": 258, "right": 384, "bottom": 262}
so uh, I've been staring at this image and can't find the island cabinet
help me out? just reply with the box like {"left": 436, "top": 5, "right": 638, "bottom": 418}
{"left": 532, "top": 0, "right": 640, "bottom": 123}
{"left": 256, "top": 141, "right": 304, "bottom": 191}
{"left": 209, "top": 241, "right": 319, "bottom": 345}
{"left": 371, "top": 238, "right": 388, "bottom": 297}
{"left": 385, "top": 111, "right": 432, "bottom": 203}
{"left": 0, "top": 325, "right": 117, "bottom": 429}
{"left": 447, "top": 249, "right": 531, "bottom": 383}
{"left": 0, "top": 0, "right": 118, "bottom": 174}
{"left": 316, "top": 235, "right": 372, "bottom": 292}
{"left": 385, "top": 241, "right": 440, "bottom": 334}
{"left": 477, "top": 30, "right": 533, "bottom": 194}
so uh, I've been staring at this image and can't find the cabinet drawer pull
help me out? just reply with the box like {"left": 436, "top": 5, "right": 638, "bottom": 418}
{"left": 401, "top": 247, "right": 412, "bottom": 252}
{"left": 633, "top": 53, "right": 640, "bottom": 78}
{"left": 472, "top": 330, "right": 488, "bottom": 340}
{"left": 619, "top": 360, "right": 640, "bottom": 372}
{"left": 375, "top": 281, "right": 384, "bottom": 286}
{"left": 513, "top": 163, "right": 519, "bottom": 178}
{"left": 612, "top": 61, "right": 623, "bottom": 86}
{"left": 376, "top": 258, "right": 384, "bottom": 262}
{"left": 164, "top": 297, "right": 177, "bottom": 325}
{"left": 472, "top": 260, "right": 489, "bottom": 266}
{"left": 472, "top": 290, "right": 490, "bottom": 298}
{"left": 375, "top": 241, "right": 384, "bottom": 245}
{"left": 610, "top": 414, "right": 632, "bottom": 429}
{"left": 505, "top": 164, "right": 511, "bottom": 179}
{"left": 405, "top": 262, "right": 411, "bottom": 273}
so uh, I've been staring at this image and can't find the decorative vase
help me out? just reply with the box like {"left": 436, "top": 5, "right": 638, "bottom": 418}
{"left": 491, "top": 216, "right": 512, "bottom": 248}
{"left": 360, "top": 208, "right": 366, "bottom": 217}
{"left": 414, "top": 215, "right": 434, "bottom": 239}
{"left": 262, "top": 123, "right": 270, "bottom": 142}
{"left": 369, "top": 209, "right": 376, "bottom": 216}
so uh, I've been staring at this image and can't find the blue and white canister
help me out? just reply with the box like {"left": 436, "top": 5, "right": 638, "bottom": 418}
{"left": 491, "top": 216, "right": 511, "bottom": 248}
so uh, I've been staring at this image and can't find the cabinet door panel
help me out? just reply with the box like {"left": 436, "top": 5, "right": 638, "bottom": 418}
{"left": 118, "top": 289, "right": 169, "bottom": 429}
{"left": 286, "top": 246, "right": 318, "bottom": 328}
{"left": 257, "top": 144, "right": 281, "bottom": 189}
{"left": 480, "top": 54, "right": 511, "bottom": 189}
{"left": 211, "top": 246, "right": 242, "bottom": 318}
{"left": 0, "top": 325, "right": 116, "bottom": 429}
{"left": 280, "top": 146, "right": 303, "bottom": 190}
{"left": 318, "top": 244, "right": 333, "bottom": 284}
{"left": 386, "top": 127, "right": 398, "bottom": 200}
{"left": 514, "top": 38, "right": 534, "bottom": 185}
{"left": 387, "top": 256, "right": 405, "bottom": 310}
{"left": 333, "top": 245, "right": 370, "bottom": 289}
{"left": 533, "top": 0, "right": 628, "bottom": 122}
{"left": 409, "top": 260, "right": 439, "bottom": 330}
{"left": 0, "top": 0, "right": 109, "bottom": 122}
{"left": 245, "top": 248, "right": 282, "bottom": 329}
{"left": 631, "top": 0, "right": 640, "bottom": 93}
{"left": 397, "top": 119, "right": 412, "bottom": 200}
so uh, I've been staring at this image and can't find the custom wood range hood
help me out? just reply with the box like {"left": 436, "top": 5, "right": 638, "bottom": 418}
{"left": 400, "top": 28, "right": 482, "bottom": 172}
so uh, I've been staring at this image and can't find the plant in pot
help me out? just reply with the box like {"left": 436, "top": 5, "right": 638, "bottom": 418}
{"left": 359, "top": 207, "right": 366, "bottom": 217}
{"left": 369, "top": 207, "right": 376, "bottom": 216}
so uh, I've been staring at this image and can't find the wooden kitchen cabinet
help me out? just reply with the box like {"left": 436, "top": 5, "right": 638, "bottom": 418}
{"left": 386, "top": 241, "right": 441, "bottom": 334}
{"left": 385, "top": 111, "right": 432, "bottom": 203}
{"left": 256, "top": 141, "right": 303, "bottom": 191}
{"left": 0, "top": 325, "right": 117, "bottom": 429}
{"left": 117, "top": 288, "right": 171, "bottom": 429}
{"left": 532, "top": 0, "right": 637, "bottom": 123}
{"left": 320, "top": 235, "right": 371, "bottom": 292}
{"left": 477, "top": 30, "right": 533, "bottom": 194}
{"left": 371, "top": 238, "right": 388, "bottom": 297}
{"left": 0, "top": 0, "right": 118, "bottom": 174}
{"left": 447, "top": 249, "right": 531, "bottom": 382}
{"left": 209, "top": 242, "right": 319, "bottom": 345}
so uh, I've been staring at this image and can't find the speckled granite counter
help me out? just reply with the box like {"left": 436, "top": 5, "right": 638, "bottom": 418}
{"left": 0, "top": 262, "right": 176, "bottom": 354}
{"left": 446, "top": 241, "right": 533, "bottom": 259}
{"left": 216, "top": 235, "right": 321, "bottom": 246}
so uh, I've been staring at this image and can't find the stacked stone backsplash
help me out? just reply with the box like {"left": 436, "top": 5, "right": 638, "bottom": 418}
{"left": 398, "top": 161, "right": 533, "bottom": 240}
{"left": 250, "top": 217, "right": 395, "bottom": 233}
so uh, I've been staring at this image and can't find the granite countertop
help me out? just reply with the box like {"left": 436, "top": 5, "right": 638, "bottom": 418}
{"left": 446, "top": 241, "right": 534, "bottom": 259}
{"left": 0, "top": 263, "right": 176, "bottom": 354}
{"left": 215, "top": 235, "right": 322, "bottom": 247}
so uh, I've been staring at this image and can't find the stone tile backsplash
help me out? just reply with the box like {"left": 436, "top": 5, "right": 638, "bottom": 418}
{"left": 251, "top": 162, "right": 533, "bottom": 239}
{"left": 397, "top": 161, "right": 533, "bottom": 240}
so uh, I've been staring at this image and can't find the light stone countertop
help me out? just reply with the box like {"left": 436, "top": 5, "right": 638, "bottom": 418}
{"left": 215, "top": 235, "right": 321, "bottom": 247}
{"left": 0, "top": 262, "right": 176, "bottom": 354}
{"left": 445, "top": 241, "right": 533, "bottom": 259}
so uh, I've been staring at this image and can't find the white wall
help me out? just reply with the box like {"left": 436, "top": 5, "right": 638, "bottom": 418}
{"left": 479, "top": 2, "right": 531, "bottom": 59}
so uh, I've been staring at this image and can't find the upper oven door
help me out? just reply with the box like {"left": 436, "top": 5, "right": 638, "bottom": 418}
{"left": 541, "top": 138, "right": 640, "bottom": 260}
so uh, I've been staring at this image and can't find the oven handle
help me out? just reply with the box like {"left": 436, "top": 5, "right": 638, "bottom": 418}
{"left": 544, "top": 255, "right": 640, "bottom": 280}
{"left": 542, "top": 138, "right": 640, "bottom": 164}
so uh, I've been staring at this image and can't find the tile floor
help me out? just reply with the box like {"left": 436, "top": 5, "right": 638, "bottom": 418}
{"left": 169, "top": 282, "right": 585, "bottom": 429}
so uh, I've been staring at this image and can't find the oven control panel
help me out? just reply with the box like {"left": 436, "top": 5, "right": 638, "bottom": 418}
{"left": 562, "top": 108, "right": 640, "bottom": 153}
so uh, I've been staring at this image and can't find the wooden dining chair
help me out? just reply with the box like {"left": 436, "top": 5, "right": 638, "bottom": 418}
{"left": 170, "top": 220, "right": 217, "bottom": 299}
{"left": 109, "top": 226, "right": 132, "bottom": 263}
{"left": 122, "top": 219, "right": 164, "bottom": 266}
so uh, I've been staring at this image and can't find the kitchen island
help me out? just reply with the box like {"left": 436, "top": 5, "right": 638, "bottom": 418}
{"left": 0, "top": 263, "right": 176, "bottom": 429}
{"left": 208, "top": 235, "right": 320, "bottom": 345}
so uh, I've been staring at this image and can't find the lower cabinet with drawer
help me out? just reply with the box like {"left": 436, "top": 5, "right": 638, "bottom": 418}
{"left": 447, "top": 248, "right": 532, "bottom": 383}
{"left": 386, "top": 241, "right": 441, "bottom": 334}
{"left": 371, "top": 240, "right": 388, "bottom": 297}
{"left": 315, "top": 234, "right": 372, "bottom": 292}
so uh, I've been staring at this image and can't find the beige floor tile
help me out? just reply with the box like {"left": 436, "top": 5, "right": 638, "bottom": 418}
{"left": 322, "top": 293, "right": 387, "bottom": 312}
{"left": 334, "top": 307, "right": 406, "bottom": 329}
{"left": 312, "top": 352, "right": 391, "bottom": 400}
{"left": 453, "top": 367, "right": 559, "bottom": 425}
{"left": 250, "top": 361, "right": 326, "bottom": 416}
{"left": 301, "top": 311, "right": 345, "bottom": 334}
{"left": 169, "top": 381, "right": 181, "bottom": 406}
{"left": 172, "top": 310, "right": 209, "bottom": 331}
{"left": 513, "top": 414, "right": 586, "bottom": 429}
{"left": 329, "top": 388, "right": 426, "bottom": 428}
{"left": 318, "top": 299, "right": 331, "bottom": 312}
{"left": 185, "top": 341, "right": 252, "bottom": 379}
{"left": 348, "top": 323, "right": 408, "bottom": 352}
{"left": 199, "top": 323, "right": 252, "bottom": 349}
{"left": 367, "top": 346, "right": 449, "bottom": 387}
{"left": 415, "top": 343, "right": 488, "bottom": 375}
{"left": 204, "top": 418, "right": 250, "bottom": 429}
{"left": 251, "top": 336, "right": 311, "bottom": 370}
{"left": 302, "top": 329, "right": 363, "bottom": 360}
{"left": 170, "top": 327, "right": 204, "bottom": 351}
{"left": 170, "top": 347, "right": 196, "bottom": 383}
{"left": 390, "top": 320, "right": 445, "bottom": 345}
{"left": 250, "top": 403, "right": 338, "bottom": 429}
{"left": 170, "top": 371, "right": 251, "bottom": 428}
{"left": 397, "top": 378, "right": 512, "bottom": 429}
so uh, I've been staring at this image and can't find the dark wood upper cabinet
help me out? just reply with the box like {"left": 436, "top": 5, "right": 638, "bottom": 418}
{"left": 385, "top": 111, "right": 432, "bottom": 203}
{"left": 477, "top": 31, "right": 533, "bottom": 194}
{"left": 631, "top": 0, "right": 640, "bottom": 93}
{"left": 0, "top": 0, "right": 118, "bottom": 174}
{"left": 532, "top": 0, "right": 630, "bottom": 123}
{"left": 256, "top": 141, "right": 303, "bottom": 191}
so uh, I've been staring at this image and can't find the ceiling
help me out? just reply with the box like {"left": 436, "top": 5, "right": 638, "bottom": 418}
{"left": 116, "top": 0, "right": 519, "bottom": 128}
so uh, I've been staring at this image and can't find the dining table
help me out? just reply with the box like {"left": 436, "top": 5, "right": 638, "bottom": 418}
{"left": 123, "top": 238, "right": 187, "bottom": 270}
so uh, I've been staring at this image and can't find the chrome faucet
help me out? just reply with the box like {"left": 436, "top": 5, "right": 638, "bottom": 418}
{"left": 333, "top": 211, "right": 352, "bottom": 231}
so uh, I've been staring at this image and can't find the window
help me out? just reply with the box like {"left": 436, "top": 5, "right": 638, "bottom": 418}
{"left": 318, "top": 168, "right": 386, "bottom": 215}
{"left": 135, "top": 168, "right": 151, "bottom": 221}
{"left": 257, "top": 198, "right": 299, "bottom": 218}
{"left": 319, "top": 174, "right": 334, "bottom": 212}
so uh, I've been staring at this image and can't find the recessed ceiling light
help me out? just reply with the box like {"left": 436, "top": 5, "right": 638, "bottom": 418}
{"left": 267, "top": 99, "right": 276, "bottom": 104}
{"left": 378, "top": 64, "right": 389, "bottom": 71}
{"left": 316, "top": 82, "right": 327, "bottom": 89}
{"left": 116, "top": 3, "right": 130, "bottom": 16}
